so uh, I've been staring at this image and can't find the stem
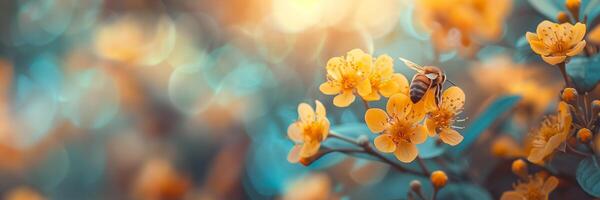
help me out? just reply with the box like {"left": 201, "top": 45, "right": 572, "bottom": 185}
{"left": 362, "top": 99, "right": 371, "bottom": 110}
{"left": 328, "top": 131, "right": 357, "bottom": 144}
{"left": 584, "top": 93, "right": 591, "bottom": 127}
{"left": 566, "top": 143, "right": 593, "bottom": 158}
{"left": 328, "top": 132, "right": 426, "bottom": 176}
{"left": 432, "top": 188, "right": 439, "bottom": 200}
{"left": 416, "top": 157, "right": 430, "bottom": 175}
{"left": 557, "top": 62, "right": 570, "bottom": 87}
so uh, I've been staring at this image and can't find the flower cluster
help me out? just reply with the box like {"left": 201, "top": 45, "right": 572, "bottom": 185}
{"left": 288, "top": 49, "right": 466, "bottom": 164}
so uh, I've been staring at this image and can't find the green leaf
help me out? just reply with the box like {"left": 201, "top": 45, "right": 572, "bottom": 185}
{"left": 567, "top": 55, "right": 600, "bottom": 92}
{"left": 576, "top": 156, "right": 600, "bottom": 197}
{"left": 450, "top": 95, "right": 522, "bottom": 156}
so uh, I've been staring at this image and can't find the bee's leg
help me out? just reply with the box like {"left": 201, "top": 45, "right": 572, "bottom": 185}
{"left": 434, "top": 85, "right": 442, "bottom": 107}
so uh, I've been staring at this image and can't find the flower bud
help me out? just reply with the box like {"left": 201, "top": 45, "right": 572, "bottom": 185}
{"left": 561, "top": 88, "right": 578, "bottom": 103}
{"left": 566, "top": 0, "right": 581, "bottom": 21}
{"left": 357, "top": 135, "right": 369, "bottom": 146}
{"left": 592, "top": 100, "right": 600, "bottom": 114}
{"left": 511, "top": 159, "right": 529, "bottom": 179}
{"left": 577, "top": 128, "right": 593, "bottom": 143}
{"left": 430, "top": 170, "right": 448, "bottom": 189}
{"left": 410, "top": 180, "right": 422, "bottom": 193}
{"left": 557, "top": 12, "right": 570, "bottom": 24}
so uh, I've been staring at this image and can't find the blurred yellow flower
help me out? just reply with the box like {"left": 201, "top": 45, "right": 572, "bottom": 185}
{"left": 417, "top": 0, "right": 511, "bottom": 53}
{"left": 364, "top": 94, "right": 427, "bottom": 163}
{"left": 361, "top": 54, "right": 409, "bottom": 101}
{"left": 526, "top": 21, "right": 586, "bottom": 65}
{"left": 287, "top": 100, "right": 330, "bottom": 163}
{"left": 527, "top": 101, "right": 572, "bottom": 164}
{"left": 319, "top": 49, "right": 372, "bottom": 107}
{"left": 589, "top": 25, "right": 600, "bottom": 45}
{"left": 501, "top": 173, "right": 559, "bottom": 200}
{"left": 424, "top": 86, "right": 465, "bottom": 146}
{"left": 283, "top": 173, "right": 333, "bottom": 200}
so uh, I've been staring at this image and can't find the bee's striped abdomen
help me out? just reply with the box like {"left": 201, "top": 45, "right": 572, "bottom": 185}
{"left": 409, "top": 75, "right": 431, "bottom": 103}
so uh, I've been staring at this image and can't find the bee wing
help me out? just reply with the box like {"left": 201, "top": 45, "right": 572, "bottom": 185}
{"left": 398, "top": 57, "right": 424, "bottom": 72}
{"left": 425, "top": 73, "right": 438, "bottom": 80}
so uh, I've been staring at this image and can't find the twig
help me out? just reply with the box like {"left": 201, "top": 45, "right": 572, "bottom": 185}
{"left": 556, "top": 62, "right": 571, "bottom": 87}
{"left": 432, "top": 188, "right": 439, "bottom": 200}
{"left": 566, "top": 143, "right": 593, "bottom": 158}
{"left": 417, "top": 157, "right": 430, "bottom": 175}
{"left": 362, "top": 99, "right": 371, "bottom": 110}
{"left": 328, "top": 132, "right": 427, "bottom": 176}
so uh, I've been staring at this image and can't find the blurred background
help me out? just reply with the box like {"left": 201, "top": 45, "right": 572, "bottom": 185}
{"left": 0, "top": 0, "right": 599, "bottom": 199}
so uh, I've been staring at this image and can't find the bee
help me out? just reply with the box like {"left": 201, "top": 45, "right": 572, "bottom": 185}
{"left": 398, "top": 57, "right": 455, "bottom": 106}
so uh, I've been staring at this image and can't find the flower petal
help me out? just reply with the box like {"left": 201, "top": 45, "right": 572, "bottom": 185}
{"left": 300, "top": 142, "right": 320, "bottom": 158}
{"left": 333, "top": 90, "right": 356, "bottom": 107}
{"left": 393, "top": 142, "right": 418, "bottom": 163}
{"left": 378, "top": 80, "right": 400, "bottom": 97}
{"left": 439, "top": 128, "right": 464, "bottom": 146}
{"left": 375, "top": 54, "right": 394, "bottom": 77}
{"left": 315, "top": 100, "right": 326, "bottom": 119}
{"left": 361, "top": 91, "right": 381, "bottom": 101}
{"left": 410, "top": 125, "right": 428, "bottom": 144}
{"left": 356, "top": 79, "right": 372, "bottom": 97}
{"left": 298, "top": 103, "right": 314, "bottom": 122}
{"left": 441, "top": 86, "right": 465, "bottom": 112}
{"left": 287, "top": 122, "right": 303, "bottom": 142}
{"left": 526, "top": 32, "right": 550, "bottom": 55}
{"left": 541, "top": 176, "right": 559, "bottom": 193}
{"left": 319, "top": 82, "right": 341, "bottom": 95}
{"left": 287, "top": 145, "right": 302, "bottom": 163}
{"left": 570, "top": 22, "right": 586, "bottom": 46}
{"left": 537, "top": 20, "right": 557, "bottom": 46}
{"left": 387, "top": 93, "right": 411, "bottom": 117}
{"left": 392, "top": 73, "right": 409, "bottom": 95}
{"left": 541, "top": 55, "right": 566, "bottom": 65}
{"left": 374, "top": 134, "right": 396, "bottom": 153}
{"left": 527, "top": 148, "right": 545, "bottom": 164}
{"left": 541, "top": 134, "right": 566, "bottom": 157}
{"left": 566, "top": 40, "right": 586, "bottom": 56}
{"left": 321, "top": 118, "right": 330, "bottom": 139}
{"left": 365, "top": 108, "right": 388, "bottom": 133}
{"left": 326, "top": 57, "right": 344, "bottom": 80}
{"left": 500, "top": 191, "right": 526, "bottom": 200}
{"left": 425, "top": 118, "right": 437, "bottom": 137}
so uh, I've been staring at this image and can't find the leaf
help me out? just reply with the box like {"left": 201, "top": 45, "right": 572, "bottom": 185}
{"left": 417, "top": 136, "right": 447, "bottom": 159}
{"left": 527, "top": 0, "right": 563, "bottom": 20}
{"left": 576, "top": 156, "right": 600, "bottom": 197}
{"left": 450, "top": 95, "right": 522, "bottom": 155}
{"left": 567, "top": 55, "right": 600, "bottom": 92}
{"left": 438, "top": 184, "right": 492, "bottom": 200}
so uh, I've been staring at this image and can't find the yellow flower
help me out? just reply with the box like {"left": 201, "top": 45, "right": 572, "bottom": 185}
{"left": 527, "top": 101, "right": 572, "bottom": 164}
{"left": 361, "top": 54, "right": 409, "bottom": 101}
{"left": 319, "top": 49, "right": 372, "bottom": 107}
{"left": 287, "top": 100, "right": 330, "bottom": 163}
{"left": 501, "top": 173, "right": 559, "bottom": 200}
{"left": 364, "top": 94, "right": 427, "bottom": 163}
{"left": 424, "top": 86, "right": 465, "bottom": 146}
{"left": 526, "top": 21, "right": 586, "bottom": 65}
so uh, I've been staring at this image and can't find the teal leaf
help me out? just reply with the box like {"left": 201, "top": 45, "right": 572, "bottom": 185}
{"left": 567, "top": 55, "right": 600, "bottom": 92}
{"left": 450, "top": 95, "right": 522, "bottom": 155}
{"left": 438, "top": 184, "right": 492, "bottom": 200}
{"left": 417, "top": 136, "right": 447, "bottom": 159}
{"left": 576, "top": 156, "right": 600, "bottom": 197}
{"left": 527, "top": 0, "right": 563, "bottom": 20}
